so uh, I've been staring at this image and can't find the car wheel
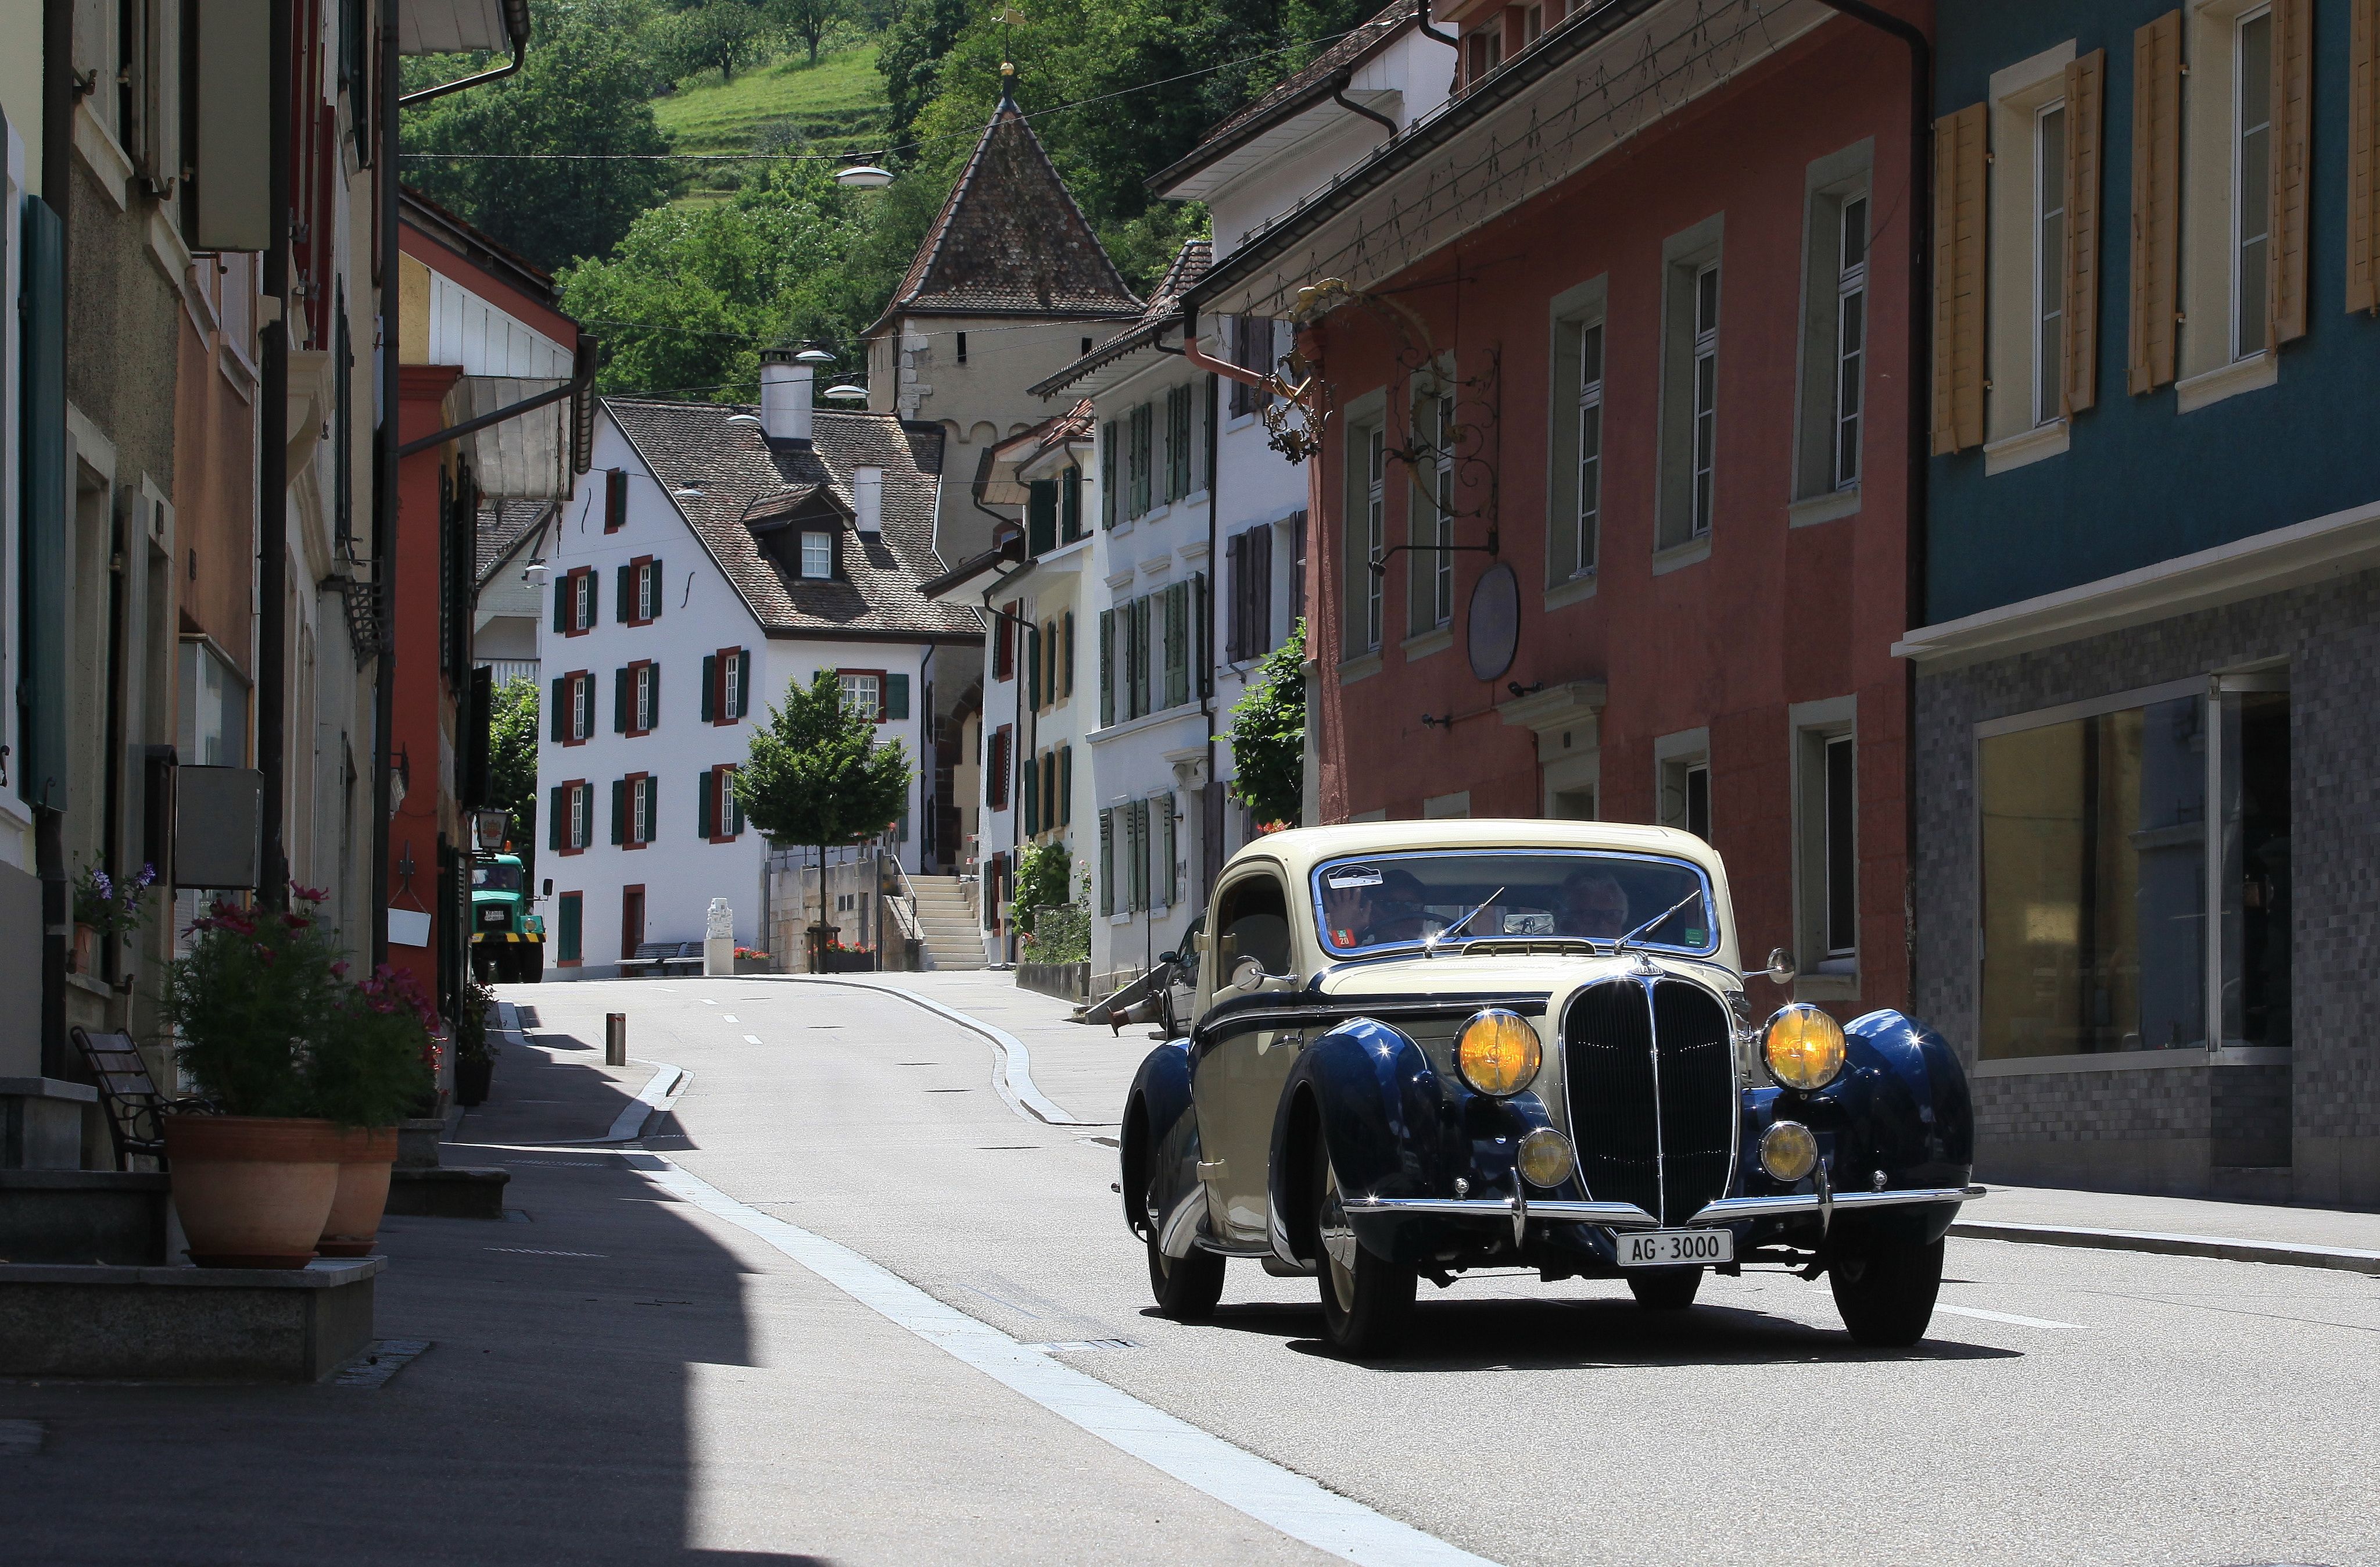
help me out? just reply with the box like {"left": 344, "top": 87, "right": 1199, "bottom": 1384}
{"left": 1626, "top": 1268, "right": 1704, "bottom": 1310}
{"left": 1144, "top": 1180, "right": 1225, "bottom": 1321}
{"left": 1313, "top": 1143, "right": 1416, "bottom": 1358}
{"left": 1829, "top": 1237, "right": 1945, "bottom": 1347}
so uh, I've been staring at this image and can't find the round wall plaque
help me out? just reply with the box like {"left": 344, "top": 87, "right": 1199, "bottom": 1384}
{"left": 1467, "top": 561, "right": 1520, "bottom": 682}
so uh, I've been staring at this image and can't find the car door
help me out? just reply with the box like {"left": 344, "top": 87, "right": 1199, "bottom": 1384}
{"left": 1191, "top": 866, "right": 1299, "bottom": 1246}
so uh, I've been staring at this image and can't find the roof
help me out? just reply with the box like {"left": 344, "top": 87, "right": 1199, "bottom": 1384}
{"left": 601, "top": 399, "right": 984, "bottom": 643}
{"left": 400, "top": 186, "right": 560, "bottom": 309}
{"left": 476, "top": 498, "right": 554, "bottom": 586}
{"left": 1027, "top": 239, "right": 1213, "bottom": 398}
{"left": 1148, "top": 0, "right": 1423, "bottom": 196}
{"left": 873, "top": 89, "right": 1144, "bottom": 330}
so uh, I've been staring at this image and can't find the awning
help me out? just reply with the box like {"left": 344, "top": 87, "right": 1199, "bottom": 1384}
{"left": 399, "top": 0, "right": 529, "bottom": 55}
{"left": 458, "top": 376, "right": 576, "bottom": 500}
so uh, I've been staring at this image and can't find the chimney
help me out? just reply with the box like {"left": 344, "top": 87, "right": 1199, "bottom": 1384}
{"left": 758, "top": 346, "right": 813, "bottom": 445}
{"left": 854, "top": 468, "right": 883, "bottom": 535}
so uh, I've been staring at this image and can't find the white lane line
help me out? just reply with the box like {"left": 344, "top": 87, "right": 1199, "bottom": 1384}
{"left": 743, "top": 1034, "right": 762, "bottom": 1044}
{"left": 749, "top": 976, "right": 1096, "bottom": 1128}
{"left": 723, "top": 1015, "right": 739, "bottom": 1022}
{"left": 1935, "top": 1304, "right": 2082, "bottom": 1330}
{"left": 628, "top": 1151, "right": 1496, "bottom": 1567}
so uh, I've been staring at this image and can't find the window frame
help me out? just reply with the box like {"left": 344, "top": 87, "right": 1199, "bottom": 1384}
{"left": 1655, "top": 217, "right": 1724, "bottom": 553}
{"left": 1790, "top": 697, "right": 1859, "bottom": 989}
{"left": 558, "top": 779, "right": 591, "bottom": 856}
{"left": 2032, "top": 98, "right": 2071, "bottom": 429}
{"left": 624, "top": 659, "right": 657, "bottom": 738}
{"left": 1546, "top": 274, "right": 1608, "bottom": 586}
{"left": 563, "top": 669, "right": 593, "bottom": 746}
{"left": 798, "top": 530, "right": 835, "bottom": 581}
{"left": 837, "top": 667, "right": 887, "bottom": 723}
{"left": 2230, "top": 4, "right": 2275, "bottom": 364}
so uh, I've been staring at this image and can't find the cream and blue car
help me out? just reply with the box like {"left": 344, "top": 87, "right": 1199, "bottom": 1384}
{"left": 1120, "top": 821, "right": 1981, "bottom": 1357}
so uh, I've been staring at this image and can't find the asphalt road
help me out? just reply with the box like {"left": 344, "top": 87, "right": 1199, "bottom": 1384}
{"left": 514, "top": 976, "right": 2380, "bottom": 1567}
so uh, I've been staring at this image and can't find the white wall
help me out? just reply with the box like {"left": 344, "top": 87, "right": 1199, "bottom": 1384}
{"left": 426, "top": 270, "right": 571, "bottom": 379}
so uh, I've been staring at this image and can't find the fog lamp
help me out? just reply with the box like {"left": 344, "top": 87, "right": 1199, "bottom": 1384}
{"left": 1516, "top": 1128, "right": 1575, "bottom": 1188}
{"left": 1762, "top": 1003, "right": 1847, "bottom": 1091}
{"left": 1759, "top": 1121, "right": 1819, "bottom": 1183}
{"left": 1455, "top": 1009, "right": 1542, "bottom": 1097}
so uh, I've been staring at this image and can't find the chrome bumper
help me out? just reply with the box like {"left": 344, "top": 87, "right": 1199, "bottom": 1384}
{"left": 1339, "top": 1183, "right": 1986, "bottom": 1243}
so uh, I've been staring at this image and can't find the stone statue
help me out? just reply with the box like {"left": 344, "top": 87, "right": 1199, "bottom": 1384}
{"left": 705, "top": 898, "right": 734, "bottom": 939}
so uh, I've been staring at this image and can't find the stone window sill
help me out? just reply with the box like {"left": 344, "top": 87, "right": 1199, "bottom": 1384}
{"left": 1983, "top": 420, "right": 2068, "bottom": 476}
{"left": 1788, "top": 488, "right": 1861, "bottom": 527}
{"left": 1337, "top": 650, "right": 1384, "bottom": 685}
{"left": 1542, "top": 571, "right": 1598, "bottom": 612}
{"left": 1650, "top": 536, "right": 1711, "bottom": 576}
{"left": 2175, "top": 349, "right": 2278, "bottom": 414}
{"left": 1400, "top": 627, "right": 1453, "bottom": 661}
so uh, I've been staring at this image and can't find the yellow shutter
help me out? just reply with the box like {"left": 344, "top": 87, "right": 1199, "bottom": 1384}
{"left": 2270, "top": 0, "right": 2313, "bottom": 343}
{"left": 1932, "top": 102, "right": 1988, "bottom": 456}
{"left": 2353, "top": 0, "right": 2380, "bottom": 312}
{"left": 2062, "top": 49, "right": 2106, "bottom": 416}
{"left": 2130, "top": 12, "right": 2183, "bottom": 393}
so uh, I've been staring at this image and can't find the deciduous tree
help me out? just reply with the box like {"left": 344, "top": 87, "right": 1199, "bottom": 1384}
{"left": 1221, "top": 618, "right": 1304, "bottom": 830}
{"left": 733, "top": 670, "right": 912, "bottom": 960}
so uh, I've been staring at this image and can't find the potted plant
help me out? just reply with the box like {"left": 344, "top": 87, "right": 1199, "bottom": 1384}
{"left": 453, "top": 976, "right": 497, "bottom": 1107}
{"left": 163, "top": 887, "right": 432, "bottom": 1267}
{"left": 70, "top": 861, "right": 155, "bottom": 978}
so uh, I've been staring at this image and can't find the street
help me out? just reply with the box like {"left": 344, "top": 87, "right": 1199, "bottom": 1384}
{"left": 13, "top": 972, "right": 2369, "bottom": 1565}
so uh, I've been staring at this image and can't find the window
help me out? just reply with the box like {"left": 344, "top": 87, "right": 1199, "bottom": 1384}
{"left": 1041, "top": 753, "right": 1059, "bottom": 836}
{"left": 619, "top": 557, "right": 663, "bottom": 624}
{"left": 1099, "top": 810, "right": 1115, "bottom": 915}
{"left": 178, "top": 640, "right": 250, "bottom": 765}
{"left": 1127, "top": 800, "right": 1150, "bottom": 913}
{"left": 994, "top": 602, "right": 1016, "bottom": 681}
{"left": 1465, "top": 27, "right": 1501, "bottom": 88}
{"left": 1163, "top": 582, "right": 1189, "bottom": 709}
{"left": 988, "top": 724, "right": 1012, "bottom": 810}
{"left": 1126, "top": 595, "right": 1153, "bottom": 720}
{"left": 1058, "top": 746, "right": 1073, "bottom": 827}
{"left": 800, "top": 531, "right": 833, "bottom": 579}
{"left": 2033, "top": 101, "right": 2069, "bottom": 427}
{"left": 1166, "top": 384, "right": 1193, "bottom": 499}
{"left": 2232, "top": 8, "right": 2274, "bottom": 362}
{"left": 1156, "top": 799, "right": 1177, "bottom": 909}
{"left": 1343, "top": 416, "right": 1386, "bottom": 659}
{"left": 1227, "top": 527, "right": 1274, "bottom": 660}
{"left": 613, "top": 774, "right": 656, "bottom": 848}
{"left": 556, "top": 568, "right": 597, "bottom": 635}
{"left": 1978, "top": 675, "right": 2290, "bottom": 1061}
{"left": 956, "top": 331, "right": 968, "bottom": 363}
{"left": 1658, "top": 732, "right": 1712, "bottom": 844}
{"left": 1657, "top": 220, "right": 1723, "bottom": 549}
{"left": 1229, "top": 317, "right": 1277, "bottom": 417}
{"left": 702, "top": 649, "right": 749, "bottom": 724}
{"left": 1547, "top": 277, "right": 1607, "bottom": 583}
{"left": 1129, "top": 403, "right": 1153, "bottom": 518}
{"left": 1043, "top": 620, "right": 1059, "bottom": 709}
{"left": 1027, "top": 479, "right": 1058, "bottom": 556}
{"left": 551, "top": 670, "right": 593, "bottom": 745}
{"left": 1410, "top": 376, "right": 1456, "bottom": 633}
{"left": 1793, "top": 703, "right": 1858, "bottom": 976}
{"left": 1817, "top": 189, "right": 1872, "bottom": 492}
{"left": 700, "top": 765, "right": 744, "bottom": 840}
{"left": 604, "top": 469, "right": 627, "bottom": 531}
{"left": 1060, "top": 464, "right": 1084, "bottom": 542}
{"left": 838, "top": 670, "right": 885, "bottom": 721}
{"left": 549, "top": 780, "right": 593, "bottom": 854}
{"left": 1101, "top": 424, "right": 1119, "bottom": 529}
{"left": 1098, "top": 609, "right": 1115, "bottom": 726}
{"left": 1062, "top": 612, "right": 1076, "bottom": 697}
{"left": 617, "top": 662, "right": 659, "bottom": 736}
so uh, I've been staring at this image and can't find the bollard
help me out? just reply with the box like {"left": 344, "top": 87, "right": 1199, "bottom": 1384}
{"left": 605, "top": 1013, "right": 626, "bottom": 1067}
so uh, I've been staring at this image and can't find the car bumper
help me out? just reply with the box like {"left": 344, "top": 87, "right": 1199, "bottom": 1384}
{"left": 1339, "top": 1183, "right": 1986, "bottom": 1240}
{"left": 469, "top": 931, "right": 544, "bottom": 945}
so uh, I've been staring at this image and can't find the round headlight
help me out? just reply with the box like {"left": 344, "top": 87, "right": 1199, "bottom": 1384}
{"left": 1759, "top": 1120, "right": 1819, "bottom": 1182}
{"left": 1516, "top": 1127, "right": 1574, "bottom": 1188}
{"left": 1455, "top": 1009, "right": 1542, "bottom": 1097}
{"left": 1762, "top": 1003, "right": 1847, "bottom": 1092}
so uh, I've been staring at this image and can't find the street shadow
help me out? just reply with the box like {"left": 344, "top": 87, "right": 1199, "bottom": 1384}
{"left": 1167, "top": 1292, "right": 2023, "bottom": 1371}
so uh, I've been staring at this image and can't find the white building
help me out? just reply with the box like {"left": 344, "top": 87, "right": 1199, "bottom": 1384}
{"left": 535, "top": 357, "right": 978, "bottom": 977}
{"left": 475, "top": 500, "right": 557, "bottom": 691}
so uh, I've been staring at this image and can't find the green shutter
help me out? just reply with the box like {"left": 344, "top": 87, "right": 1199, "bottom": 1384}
{"left": 614, "top": 668, "right": 629, "bottom": 732}
{"left": 611, "top": 780, "right": 626, "bottom": 843}
{"left": 17, "top": 196, "right": 67, "bottom": 809}
{"left": 549, "top": 786, "right": 564, "bottom": 850}
{"left": 554, "top": 577, "right": 569, "bottom": 633}
{"left": 1027, "top": 628, "right": 1042, "bottom": 710}
{"left": 1063, "top": 612, "right": 1076, "bottom": 695}
{"left": 648, "top": 560, "right": 662, "bottom": 619}
{"left": 1062, "top": 466, "right": 1082, "bottom": 539}
{"left": 616, "top": 566, "right": 632, "bottom": 623}
{"left": 1024, "top": 756, "right": 1040, "bottom": 835}
{"left": 733, "top": 649, "right": 750, "bottom": 718}
{"left": 550, "top": 677, "right": 566, "bottom": 741}
{"left": 886, "top": 672, "right": 910, "bottom": 720}
{"left": 1101, "top": 424, "right": 1117, "bottom": 528}
{"left": 1059, "top": 747, "right": 1072, "bottom": 825}
{"left": 698, "top": 770, "right": 714, "bottom": 838}
{"left": 1099, "top": 611, "right": 1114, "bottom": 726}
{"left": 729, "top": 775, "right": 744, "bottom": 835}
{"left": 700, "top": 654, "right": 716, "bottom": 722}
{"left": 558, "top": 893, "right": 582, "bottom": 961}
{"left": 1194, "top": 572, "right": 1212, "bottom": 699}
{"left": 647, "top": 664, "right": 660, "bottom": 728}
{"left": 587, "top": 568, "right": 600, "bottom": 628}
{"left": 1099, "top": 811, "right": 1114, "bottom": 915}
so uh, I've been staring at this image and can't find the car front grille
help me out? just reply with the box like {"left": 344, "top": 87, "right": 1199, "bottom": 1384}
{"left": 1562, "top": 978, "right": 1736, "bottom": 1225}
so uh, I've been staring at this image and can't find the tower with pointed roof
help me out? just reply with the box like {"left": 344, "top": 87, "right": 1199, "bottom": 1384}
{"left": 866, "top": 69, "right": 1142, "bottom": 560}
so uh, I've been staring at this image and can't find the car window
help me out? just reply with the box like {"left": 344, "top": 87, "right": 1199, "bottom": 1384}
{"left": 1214, "top": 874, "right": 1291, "bottom": 976}
{"left": 1311, "top": 850, "right": 1715, "bottom": 957}
{"left": 472, "top": 864, "right": 523, "bottom": 893}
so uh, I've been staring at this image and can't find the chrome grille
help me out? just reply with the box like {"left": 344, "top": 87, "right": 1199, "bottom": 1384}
{"left": 1562, "top": 978, "right": 1737, "bottom": 1225}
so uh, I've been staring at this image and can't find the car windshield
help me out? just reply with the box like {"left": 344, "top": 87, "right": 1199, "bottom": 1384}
{"left": 472, "top": 863, "right": 523, "bottom": 893}
{"left": 1311, "top": 850, "right": 1716, "bottom": 957}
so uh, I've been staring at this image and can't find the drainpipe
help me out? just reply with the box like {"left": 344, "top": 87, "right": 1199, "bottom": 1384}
{"left": 372, "top": 0, "right": 399, "bottom": 968}
{"left": 1416, "top": 0, "right": 1458, "bottom": 48}
{"left": 1329, "top": 71, "right": 1399, "bottom": 137}
{"left": 976, "top": 566, "right": 1035, "bottom": 965}
{"left": 399, "top": 33, "right": 526, "bottom": 108}
{"left": 1199, "top": 363, "right": 1220, "bottom": 908}
{"left": 1809, "top": 0, "right": 1930, "bottom": 1006}
{"left": 257, "top": 0, "right": 293, "bottom": 909}
{"left": 36, "top": 0, "right": 71, "bottom": 1078}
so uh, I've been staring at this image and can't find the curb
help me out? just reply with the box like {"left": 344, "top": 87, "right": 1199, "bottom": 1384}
{"left": 1951, "top": 1219, "right": 2380, "bottom": 1276}
{"left": 743, "top": 975, "right": 1098, "bottom": 1128}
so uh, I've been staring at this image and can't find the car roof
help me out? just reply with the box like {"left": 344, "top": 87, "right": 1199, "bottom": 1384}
{"left": 1224, "top": 819, "right": 1727, "bottom": 883}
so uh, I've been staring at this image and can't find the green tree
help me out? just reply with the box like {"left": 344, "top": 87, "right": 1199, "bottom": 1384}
{"left": 658, "top": 0, "right": 772, "bottom": 81}
{"left": 733, "top": 670, "right": 913, "bottom": 957}
{"left": 402, "top": 0, "right": 680, "bottom": 273}
{"left": 765, "top": 0, "right": 849, "bottom": 66}
{"left": 489, "top": 678, "right": 541, "bottom": 857}
{"left": 1222, "top": 617, "right": 1304, "bottom": 829}
{"left": 876, "top": 0, "right": 976, "bottom": 147}
{"left": 1011, "top": 840, "right": 1070, "bottom": 935}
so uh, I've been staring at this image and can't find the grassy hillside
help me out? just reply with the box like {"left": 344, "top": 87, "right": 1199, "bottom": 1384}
{"left": 654, "top": 44, "right": 889, "bottom": 201}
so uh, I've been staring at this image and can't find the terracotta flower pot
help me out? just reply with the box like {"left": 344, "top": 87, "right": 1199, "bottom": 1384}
{"left": 317, "top": 1126, "right": 400, "bottom": 1258}
{"left": 160, "top": 1116, "right": 343, "bottom": 1269}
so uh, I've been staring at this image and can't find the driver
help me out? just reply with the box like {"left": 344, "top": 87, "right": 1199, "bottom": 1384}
{"left": 1321, "top": 867, "right": 1431, "bottom": 948}
{"left": 1557, "top": 870, "right": 1630, "bottom": 941}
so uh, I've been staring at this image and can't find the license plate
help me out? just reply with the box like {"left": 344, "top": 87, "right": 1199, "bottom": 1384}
{"left": 1618, "top": 1229, "right": 1733, "bottom": 1267}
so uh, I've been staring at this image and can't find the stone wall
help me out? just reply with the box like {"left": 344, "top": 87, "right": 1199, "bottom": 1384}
{"left": 1913, "top": 567, "right": 2380, "bottom": 1204}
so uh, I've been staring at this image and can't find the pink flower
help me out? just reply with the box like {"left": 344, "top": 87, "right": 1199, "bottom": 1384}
{"left": 330, "top": 960, "right": 349, "bottom": 978}
{"left": 281, "top": 913, "right": 311, "bottom": 930}
{"left": 291, "top": 883, "right": 330, "bottom": 905}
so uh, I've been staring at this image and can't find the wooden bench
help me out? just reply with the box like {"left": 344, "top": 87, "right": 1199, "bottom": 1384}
{"left": 70, "top": 1027, "right": 207, "bottom": 1172}
{"left": 618, "top": 941, "right": 704, "bottom": 978}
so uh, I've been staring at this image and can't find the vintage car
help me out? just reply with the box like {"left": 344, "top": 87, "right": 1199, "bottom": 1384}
{"left": 1119, "top": 821, "right": 1981, "bottom": 1357}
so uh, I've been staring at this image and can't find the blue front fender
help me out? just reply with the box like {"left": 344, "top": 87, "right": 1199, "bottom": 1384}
{"left": 1266, "top": 1018, "right": 1469, "bottom": 1268}
{"left": 1120, "top": 1041, "right": 1202, "bottom": 1250}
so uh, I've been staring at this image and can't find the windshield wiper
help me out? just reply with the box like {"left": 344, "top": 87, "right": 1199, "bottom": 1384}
{"left": 1607, "top": 889, "right": 1705, "bottom": 958}
{"left": 1424, "top": 887, "right": 1504, "bottom": 957}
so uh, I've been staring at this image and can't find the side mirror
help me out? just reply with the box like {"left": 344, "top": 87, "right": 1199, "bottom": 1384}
{"left": 1231, "top": 956, "right": 1267, "bottom": 992}
{"left": 1765, "top": 947, "right": 1795, "bottom": 986}
{"left": 1157, "top": 950, "right": 1178, "bottom": 965}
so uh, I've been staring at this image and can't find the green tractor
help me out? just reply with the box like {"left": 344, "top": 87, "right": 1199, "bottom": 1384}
{"left": 469, "top": 852, "right": 544, "bottom": 983}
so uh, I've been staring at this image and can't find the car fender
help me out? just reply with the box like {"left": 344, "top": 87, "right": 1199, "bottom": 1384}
{"left": 1120, "top": 1040, "right": 1205, "bottom": 1255}
{"left": 1266, "top": 1018, "right": 1445, "bottom": 1268}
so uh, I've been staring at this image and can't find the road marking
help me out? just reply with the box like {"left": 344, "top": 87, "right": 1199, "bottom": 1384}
{"left": 747, "top": 976, "right": 1097, "bottom": 1127}
{"left": 702, "top": 999, "right": 717, "bottom": 1006}
{"left": 743, "top": 1034, "right": 762, "bottom": 1044}
{"left": 629, "top": 1151, "right": 1499, "bottom": 1567}
{"left": 1934, "top": 1304, "right": 2081, "bottom": 1330}
{"left": 722, "top": 1015, "right": 738, "bottom": 1022}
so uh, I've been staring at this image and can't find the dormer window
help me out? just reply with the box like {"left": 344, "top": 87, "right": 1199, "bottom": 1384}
{"left": 800, "top": 531, "right": 834, "bottom": 579}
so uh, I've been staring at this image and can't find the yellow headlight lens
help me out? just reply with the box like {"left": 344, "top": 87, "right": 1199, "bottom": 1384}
{"left": 1455, "top": 1009, "right": 1542, "bottom": 1097}
{"left": 1759, "top": 1121, "right": 1819, "bottom": 1182}
{"left": 1517, "top": 1128, "right": 1575, "bottom": 1188}
{"left": 1762, "top": 1004, "right": 1848, "bottom": 1091}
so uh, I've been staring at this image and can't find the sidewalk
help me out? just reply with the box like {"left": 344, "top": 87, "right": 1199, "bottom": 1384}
{"left": 823, "top": 972, "right": 2380, "bottom": 1275}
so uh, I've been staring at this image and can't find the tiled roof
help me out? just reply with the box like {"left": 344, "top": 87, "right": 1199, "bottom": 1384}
{"left": 1149, "top": 0, "right": 1421, "bottom": 194}
{"left": 476, "top": 498, "right": 554, "bottom": 585}
{"left": 602, "top": 399, "right": 984, "bottom": 643}
{"left": 878, "top": 92, "right": 1144, "bottom": 325}
{"left": 1028, "top": 239, "right": 1213, "bottom": 396}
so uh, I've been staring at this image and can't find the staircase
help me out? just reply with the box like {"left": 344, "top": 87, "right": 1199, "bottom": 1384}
{"left": 910, "top": 875, "right": 987, "bottom": 971}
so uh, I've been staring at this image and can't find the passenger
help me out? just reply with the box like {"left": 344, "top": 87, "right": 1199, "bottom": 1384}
{"left": 1370, "top": 870, "right": 1431, "bottom": 943}
{"left": 1557, "top": 870, "right": 1630, "bottom": 941}
{"left": 1320, "top": 867, "right": 1431, "bottom": 948}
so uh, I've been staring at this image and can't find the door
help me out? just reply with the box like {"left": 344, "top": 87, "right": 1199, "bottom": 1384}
{"left": 1191, "top": 867, "right": 1300, "bottom": 1244}
{"left": 621, "top": 885, "right": 645, "bottom": 961}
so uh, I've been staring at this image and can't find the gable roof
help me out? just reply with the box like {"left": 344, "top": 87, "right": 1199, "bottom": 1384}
{"left": 1149, "top": 0, "right": 1424, "bottom": 197}
{"left": 1028, "top": 239, "right": 1213, "bottom": 398}
{"left": 602, "top": 399, "right": 983, "bottom": 643}
{"left": 873, "top": 88, "right": 1144, "bottom": 330}
{"left": 476, "top": 498, "right": 555, "bottom": 586}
